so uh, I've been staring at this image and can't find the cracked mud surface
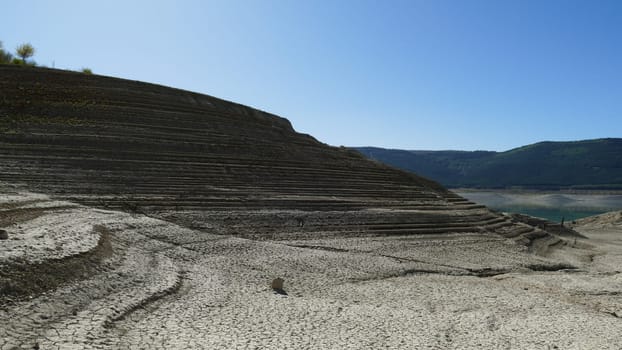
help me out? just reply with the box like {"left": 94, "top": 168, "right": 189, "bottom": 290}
{"left": 2, "top": 190, "right": 622, "bottom": 349}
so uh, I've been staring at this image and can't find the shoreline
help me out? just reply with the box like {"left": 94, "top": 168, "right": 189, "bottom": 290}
{"left": 454, "top": 189, "right": 622, "bottom": 223}
{"left": 452, "top": 188, "right": 622, "bottom": 195}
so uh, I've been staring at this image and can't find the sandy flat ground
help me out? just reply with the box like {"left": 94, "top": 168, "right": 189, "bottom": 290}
{"left": 1, "top": 190, "right": 622, "bottom": 349}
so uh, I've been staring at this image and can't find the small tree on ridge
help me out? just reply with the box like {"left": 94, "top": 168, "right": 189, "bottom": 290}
{"left": 16, "top": 43, "right": 35, "bottom": 65}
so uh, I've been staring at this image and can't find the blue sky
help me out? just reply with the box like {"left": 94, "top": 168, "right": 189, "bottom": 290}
{"left": 4, "top": 0, "right": 621, "bottom": 151}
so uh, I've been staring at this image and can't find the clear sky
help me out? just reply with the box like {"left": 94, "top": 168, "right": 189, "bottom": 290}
{"left": 3, "top": 0, "right": 621, "bottom": 151}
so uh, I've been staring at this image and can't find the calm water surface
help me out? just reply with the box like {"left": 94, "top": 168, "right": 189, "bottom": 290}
{"left": 456, "top": 191, "right": 622, "bottom": 223}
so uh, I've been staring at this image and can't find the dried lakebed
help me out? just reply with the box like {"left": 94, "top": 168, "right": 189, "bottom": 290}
{"left": 1, "top": 190, "right": 622, "bottom": 349}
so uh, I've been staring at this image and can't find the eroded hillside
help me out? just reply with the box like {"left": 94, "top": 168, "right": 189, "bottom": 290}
{"left": 0, "top": 65, "right": 536, "bottom": 241}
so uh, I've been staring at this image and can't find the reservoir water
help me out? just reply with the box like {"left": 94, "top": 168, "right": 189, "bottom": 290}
{"left": 455, "top": 191, "right": 622, "bottom": 223}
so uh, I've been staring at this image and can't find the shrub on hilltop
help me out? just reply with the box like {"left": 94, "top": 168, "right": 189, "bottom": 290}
{"left": 0, "top": 41, "right": 13, "bottom": 64}
{"left": 1, "top": 39, "right": 92, "bottom": 73}
{"left": 15, "top": 43, "right": 35, "bottom": 65}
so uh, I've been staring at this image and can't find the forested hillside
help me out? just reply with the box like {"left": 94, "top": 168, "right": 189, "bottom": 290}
{"left": 356, "top": 139, "right": 622, "bottom": 189}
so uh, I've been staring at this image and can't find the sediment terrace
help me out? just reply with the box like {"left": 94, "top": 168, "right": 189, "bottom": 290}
{"left": 0, "top": 65, "right": 543, "bottom": 242}
{"left": 2, "top": 66, "right": 620, "bottom": 349}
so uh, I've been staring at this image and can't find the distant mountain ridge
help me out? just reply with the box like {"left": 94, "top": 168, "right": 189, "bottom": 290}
{"left": 355, "top": 138, "right": 622, "bottom": 190}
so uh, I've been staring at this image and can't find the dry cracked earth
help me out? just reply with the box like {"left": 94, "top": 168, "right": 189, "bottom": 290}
{"left": 2, "top": 186, "right": 621, "bottom": 349}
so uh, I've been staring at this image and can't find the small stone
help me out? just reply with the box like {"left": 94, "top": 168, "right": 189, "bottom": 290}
{"left": 271, "top": 278, "right": 284, "bottom": 290}
{"left": 271, "top": 278, "right": 287, "bottom": 295}
{"left": 0, "top": 229, "right": 8, "bottom": 240}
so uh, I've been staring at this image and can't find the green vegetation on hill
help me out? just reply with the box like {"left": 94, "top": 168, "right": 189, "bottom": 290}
{"left": 15, "top": 43, "right": 35, "bottom": 65}
{"left": 0, "top": 42, "right": 13, "bottom": 64}
{"left": 1, "top": 41, "right": 36, "bottom": 66}
{"left": 355, "top": 139, "right": 622, "bottom": 190}
{"left": 1, "top": 39, "right": 92, "bottom": 73}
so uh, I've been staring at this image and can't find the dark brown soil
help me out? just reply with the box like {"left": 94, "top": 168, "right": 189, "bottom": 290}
{"left": 0, "top": 65, "right": 551, "bottom": 244}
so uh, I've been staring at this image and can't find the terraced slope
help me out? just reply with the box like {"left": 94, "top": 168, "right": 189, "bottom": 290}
{"left": 1, "top": 65, "right": 540, "bottom": 242}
